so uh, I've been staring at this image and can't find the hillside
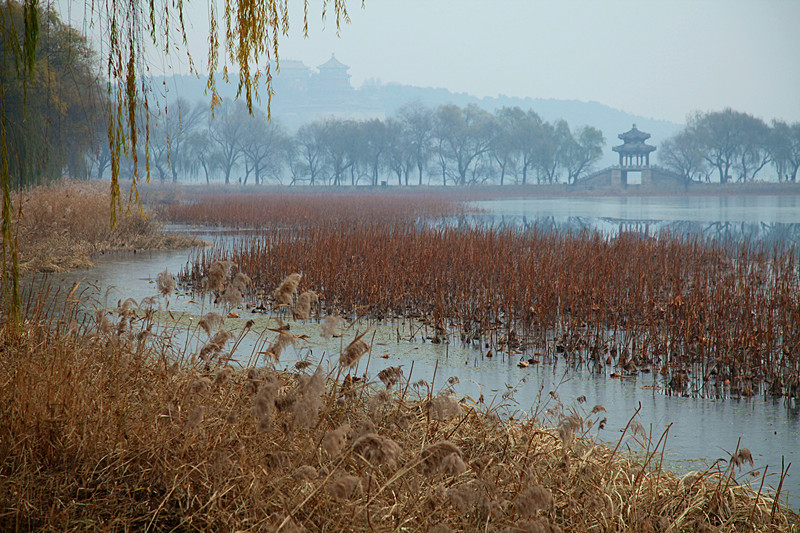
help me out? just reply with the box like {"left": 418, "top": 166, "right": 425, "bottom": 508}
{"left": 155, "top": 63, "right": 682, "bottom": 168}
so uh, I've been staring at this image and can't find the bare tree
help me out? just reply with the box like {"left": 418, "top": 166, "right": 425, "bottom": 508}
{"left": 434, "top": 104, "right": 496, "bottom": 186}
{"left": 398, "top": 102, "right": 434, "bottom": 186}
{"left": 208, "top": 101, "right": 249, "bottom": 184}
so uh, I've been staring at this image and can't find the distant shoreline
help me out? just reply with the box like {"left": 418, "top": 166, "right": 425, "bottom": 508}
{"left": 138, "top": 180, "right": 800, "bottom": 201}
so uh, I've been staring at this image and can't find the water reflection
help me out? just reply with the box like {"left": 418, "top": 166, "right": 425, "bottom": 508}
{"left": 470, "top": 196, "right": 800, "bottom": 247}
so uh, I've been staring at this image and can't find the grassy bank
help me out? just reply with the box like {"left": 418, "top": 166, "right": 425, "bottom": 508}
{"left": 9, "top": 180, "right": 200, "bottom": 273}
{"left": 0, "top": 292, "right": 797, "bottom": 532}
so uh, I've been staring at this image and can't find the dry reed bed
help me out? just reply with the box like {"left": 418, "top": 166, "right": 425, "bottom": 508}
{"left": 9, "top": 180, "right": 199, "bottom": 272}
{"left": 1, "top": 295, "right": 796, "bottom": 532}
{"left": 165, "top": 191, "right": 470, "bottom": 228}
{"left": 180, "top": 217, "right": 800, "bottom": 398}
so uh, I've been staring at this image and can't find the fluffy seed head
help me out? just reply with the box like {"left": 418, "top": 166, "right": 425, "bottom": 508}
{"left": 514, "top": 485, "right": 553, "bottom": 518}
{"left": 274, "top": 273, "right": 302, "bottom": 305}
{"left": 351, "top": 433, "right": 402, "bottom": 468}
{"left": 441, "top": 453, "right": 468, "bottom": 477}
{"left": 206, "top": 261, "right": 232, "bottom": 292}
{"left": 198, "top": 312, "right": 224, "bottom": 336}
{"left": 231, "top": 271, "right": 251, "bottom": 292}
{"left": 421, "top": 441, "right": 463, "bottom": 475}
{"left": 184, "top": 405, "right": 205, "bottom": 431}
{"left": 327, "top": 473, "right": 360, "bottom": 501}
{"left": 157, "top": 269, "right": 176, "bottom": 297}
{"left": 215, "top": 366, "right": 234, "bottom": 385}
{"left": 378, "top": 366, "right": 404, "bottom": 388}
{"left": 340, "top": 338, "right": 369, "bottom": 368}
{"left": 293, "top": 290, "right": 318, "bottom": 320}
{"left": 590, "top": 404, "right": 606, "bottom": 415}
{"left": 321, "top": 315, "right": 343, "bottom": 338}
{"left": 293, "top": 465, "right": 318, "bottom": 482}
{"left": 322, "top": 425, "right": 349, "bottom": 456}
{"left": 430, "top": 394, "right": 462, "bottom": 420}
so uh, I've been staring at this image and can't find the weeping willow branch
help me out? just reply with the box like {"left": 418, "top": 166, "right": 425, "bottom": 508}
{"left": 1, "top": 0, "right": 355, "bottom": 321}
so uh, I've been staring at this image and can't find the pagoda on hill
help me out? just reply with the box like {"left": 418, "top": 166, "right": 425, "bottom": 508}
{"left": 315, "top": 54, "right": 352, "bottom": 91}
{"left": 612, "top": 124, "right": 656, "bottom": 167}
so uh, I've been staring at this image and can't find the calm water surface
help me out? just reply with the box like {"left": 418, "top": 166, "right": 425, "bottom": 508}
{"left": 472, "top": 195, "right": 800, "bottom": 245}
{"left": 28, "top": 197, "right": 800, "bottom": 511}
{"left": 475, "top": 195, "right": 800, "bottom": 223}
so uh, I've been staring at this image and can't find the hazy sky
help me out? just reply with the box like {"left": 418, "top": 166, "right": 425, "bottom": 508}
{"left": 56, "top": 0, "right": 800, "bottom": 124}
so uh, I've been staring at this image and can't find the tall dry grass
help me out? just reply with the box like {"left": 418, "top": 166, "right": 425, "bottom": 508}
{"left": 9, "top": 180, "right": 199, "bottom": 272}
{"left": 1, "top": 288, "right": 797, "bottom": 531}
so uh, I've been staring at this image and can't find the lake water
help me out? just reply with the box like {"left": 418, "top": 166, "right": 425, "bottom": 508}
{"left": 470, "top": 194, "right": 800, "bottom": 246}
{"left": 27, "top": 195, "right": 800, "bottom": 512}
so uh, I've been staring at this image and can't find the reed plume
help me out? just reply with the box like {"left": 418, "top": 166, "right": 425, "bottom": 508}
{"left": 377, "top": 366, "right": 404, "bottom": 389}
{"left": 220, "top": 286, "right": 243, "bottom": 308}
{"left": 557, "top": 413, "right": 583, "bottom": 447}
{"left": 514, "top": 485, "right": 553, "bottom": 518}
{"left": 421, "top": 441, "right": 464, "bottom": 475}
{"left": 339, "top": 331, "right": 370, "bottom": 368}
{"left": 184, "top": 405, "right": 205, "bottom": 431}
{"left": 321, "top": 315, "right": 343, "bottom": 338}
{"left": 629, "top": 419, "right": 647, "bottom": 439}
{"left": 252, "top": 377, "right": 280, "bottom": 428}
{"left": 231, "top": 271, "right": 250, "bottom": 292}
{"left": 198, "top": 329, "right": 233, "bottom": 361}
{"left": 292, "top": 290, "right": 318, "bottom": 320}
{"left": 156, "top": 269, "right": 176, "bottom": 297}
{"left": 206, "top": 260, "right": 232, "bottom": 292}
{"left": 214, "top": 366, "right": 234, "bottom": 385}
{"left": 117, "top": 297, "right": 138, "bottom": 317}
{"left": 190, "top": 377, "right": 212, "bottom": 395}
{"left": 367, "top": 390, "right": 393, "bottom": 418}
{"left": 263, "top": 330, "right": 296, "bottom": 362}
{"left": 290, "top": 369, "right": 326, "bottom": 430}
{"left": 322, "top": 425, "right": 350, "bottom": 457}
{"left": 198, "top": 312, "right": 223, "bottom": 336}
{"left": 328, "top": 473, "right": 361, "bottom": 501}
{"left": 293, "top": 465, "right": 318, "bottom": 482}
{"left": 351, "top": 433, "right": 402, "bottom": 468}
{"left": 441, "top": 452, "right": 468, "bottom": 477}
{"left": 273, "top": 272, "right": 302, "bottom": 306}
{"left": 430, "top": 394, "right": 462, "bottom": 420}
{"left": 446, "top": 485, "right": 477, "bottom": 513}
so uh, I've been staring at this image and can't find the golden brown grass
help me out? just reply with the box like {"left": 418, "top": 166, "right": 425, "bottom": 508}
{"left": 9, "top": 180, "right": 200, "bottom": 273}
{"left": 1, "top": 294, "right": 797, "bottom": 532}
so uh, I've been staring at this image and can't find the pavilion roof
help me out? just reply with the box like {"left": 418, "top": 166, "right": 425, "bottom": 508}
{"left": 612, "top": 141, "right": 657, "bottom": 154}
{"left": 617, "top": 124, "right": 651, "bottom": 143}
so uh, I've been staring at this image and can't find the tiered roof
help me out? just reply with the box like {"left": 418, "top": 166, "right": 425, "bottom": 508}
{"left": 612, "top": 124, "right": 656, "bottom": 155}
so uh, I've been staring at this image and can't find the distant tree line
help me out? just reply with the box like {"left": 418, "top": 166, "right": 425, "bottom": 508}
{"left": 88, "top": 100, "right": 606, "bottom": 186}
{"left": 659, "top": 108, "right": 800, "bottom": 184}
{"left": 5, "top": 4, "right": 797, "bottom": 190}
{"left": 1, "top": 1, "right": 105, "bottom": 187}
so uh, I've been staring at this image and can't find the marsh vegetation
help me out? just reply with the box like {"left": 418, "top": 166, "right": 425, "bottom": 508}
{"left": 174, "top": 191, "right": 800, "bottom": 402}
{"left": 2, "top": 185, "right": 799, "bottom": 531}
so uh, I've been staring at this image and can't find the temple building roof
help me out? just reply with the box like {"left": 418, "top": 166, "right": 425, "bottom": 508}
{"left": 318, "top": 53, "right": 350, "bottom": 71}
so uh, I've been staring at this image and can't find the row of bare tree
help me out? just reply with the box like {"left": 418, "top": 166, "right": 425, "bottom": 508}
{"left": 88, "top": 100, "right": 605, "bottom": 186}
{"left": 659, "top": 108, "right": 800, "bottom": 183}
